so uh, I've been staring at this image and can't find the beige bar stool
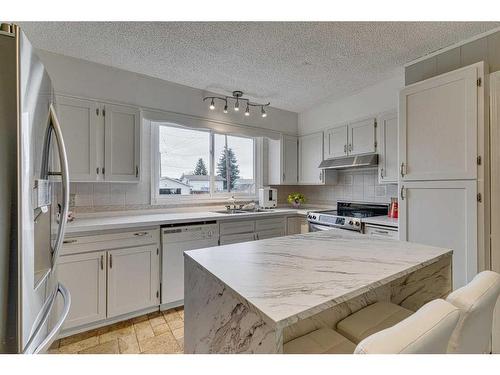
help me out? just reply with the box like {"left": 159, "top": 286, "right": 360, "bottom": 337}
{"left": 336, "top": 301, "right": 413, "bottom": 344}
{"left": 445, "top": 270, "right": 500, "bottom": 353}
{"left": 283, "top": 327, "right": 356, "bottom": 354}
{"left": 354, "top": 299, "right": 460, "bottom": 354}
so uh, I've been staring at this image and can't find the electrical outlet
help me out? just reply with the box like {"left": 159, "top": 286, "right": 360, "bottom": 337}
{"left": 69, "top": 194, "right": 76, "bottom": 207}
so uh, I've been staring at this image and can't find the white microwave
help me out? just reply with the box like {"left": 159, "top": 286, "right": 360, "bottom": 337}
{"left": 259, "top": 187, "right": 277, "bottom": 208}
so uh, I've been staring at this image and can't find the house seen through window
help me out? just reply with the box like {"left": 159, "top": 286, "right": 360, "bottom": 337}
{"left": 158, "top": 124, "right": 255, "bottom": 198}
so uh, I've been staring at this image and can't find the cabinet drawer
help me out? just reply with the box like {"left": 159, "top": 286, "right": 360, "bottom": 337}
{"left": 219, "top": 232, "right": 256, "bottom": 245}
{"left": 61, "top": 228, "right": 160, "bottom": 255}
{"left": 255, "top": 217, "right": 285, "bottom": 231}
{"left": 219, "top": 220, "right": 255, "bottom": 235}
{"left": 364, "top": 224, "right": 398, "bottom": 240}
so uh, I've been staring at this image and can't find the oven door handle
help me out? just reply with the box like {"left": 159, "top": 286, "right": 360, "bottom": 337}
{"left": 309, "top": 223, "right": 333, "bottom": 231}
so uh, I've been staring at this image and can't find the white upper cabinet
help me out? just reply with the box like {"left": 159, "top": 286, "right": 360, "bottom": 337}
{"left": 324, "top": 124, "right": 348, "bottom": 159}
{"left": 323, "top": 119, "right": 376, "bottom": 159}
{"left": 56, "top": 96, "right": 98, "bottom": 181}
{"left": 55, "top": 94, "right": 141, "bottom": 182}
{"left": 104, "top": 103, "right": 141, "bottom": 182}
{"left": 349, "top": 118, "right": 376, "bottom": 155}
{"left": 299, "top": 132, "right": 324, "bottom": 184}
{"left": 378, "top": 112, "right": 398, "bottom": 184}
{"left": 399, "top": 63, "right": 481, "bottom": 181}
{"left": 267, "top": 135, "right": 298, "bottom": 184}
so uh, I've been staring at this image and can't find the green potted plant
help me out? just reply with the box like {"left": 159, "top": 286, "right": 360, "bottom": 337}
{"left": 287, "top": 192, "right": 306, "bottom": 208}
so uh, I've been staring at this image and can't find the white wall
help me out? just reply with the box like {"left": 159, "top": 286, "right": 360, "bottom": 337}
{"left": 298, "top": 71, "right": 404, "bottom": 135}
{"left": 38, "top": 50, "right": 298, "bottom": 136}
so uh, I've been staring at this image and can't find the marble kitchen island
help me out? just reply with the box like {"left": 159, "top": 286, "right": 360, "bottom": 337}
{"left": 184, "top": 230, "right": 452, "bottom": 354}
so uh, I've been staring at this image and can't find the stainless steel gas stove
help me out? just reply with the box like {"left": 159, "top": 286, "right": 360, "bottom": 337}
{"left": 307, "top": 202, "right": 389, "bottom": 232}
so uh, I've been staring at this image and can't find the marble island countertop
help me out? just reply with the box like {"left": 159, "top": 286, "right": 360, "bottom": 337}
{"left": 185, "top": 229, "right": 450, "bottom": 329}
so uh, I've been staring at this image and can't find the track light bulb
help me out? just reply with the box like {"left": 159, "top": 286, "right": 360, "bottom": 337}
{"left": 261, "top": 106, "right": 267, "bottom": 118}
{"left": 234, "top": 99, "right": 239, "bottom": 111}
{"left": 245, "top": 105, "right": 250, "bottom": 116}
{"left": 209, "top": 99, "right": 215, "bottom": 110}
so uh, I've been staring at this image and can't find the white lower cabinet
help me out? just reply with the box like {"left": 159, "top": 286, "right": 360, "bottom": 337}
{"left": 107, "top": 245, "right": 160, "bottom": 318}
{"left": 57, "top": 251, "right": 106, "bottom": 330}
{"left": 399, "top": 180, "right": 477, "bottom": 289}
{"left": 363, "top": 224, "right": 398, "bottom": 240}
{"left": 287, "top": 216, "right": 309, "bottom": 235}
{"left": 220, "top": 232, "right": 256, "bottom": 245}
{"left": 219, "top": 217, "right": 286, "bottom": 245}
{"left": 58, "top": 228, "right": 160, "bottom": 332}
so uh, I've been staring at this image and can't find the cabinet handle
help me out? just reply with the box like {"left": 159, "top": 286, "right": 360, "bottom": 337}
{"left": 63, "top": 239, "right": 77, "bottom": 244}
{"left": 134, "top": 232, "right": 148, "bottom": 237}
{"left": 283, "top": 173, "right": 285, "bottom": 181}
{"left": 374, "top": 229, "right": 389, "bottom": 235}
{"left": 380, "top": 168, "right": 384, "bottom": 179}
{"left": 400, "top": 185, "right": 405, "bottom": 200}
{"left": 101, "top": 167, "right": 105, "bottom": 175}
{"left": 100, "top": 255, "right": 104, "bottom": 270}
{"left": 348, "top": 144, "right": 352, "bottom": 152}
{"left": 136, "top": 165, "right": 139, "bottom": 178}
{"left": 319, "top": 172, "right": 322, "bottom": 182}
{"left": 344, "top": 144, "right": 347, "bottom": 154}
{"left": 400, "top": 162, "right": 405, "bottom": 177}
{"left": 96, "top": 167, "right": 99, "bottom": 175}
{"left": 255, "top": 233, "right": 259, "bottom": 240}
{"left": 109, "top": 254, "right": 112, "bottom": 269}
{"left": 96, "top": 108, "right": 99, "bottom": 116}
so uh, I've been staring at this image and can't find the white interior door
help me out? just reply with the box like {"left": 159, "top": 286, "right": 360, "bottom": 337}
{"left": 55, "top": 95, "right": 97, "bottom": 181}
{"left": 399, "top": 180, "right": 477, "bottom": 289}
{"left": 399, "top": 63, "right": 482, "bottom": 181}
{"left": 57, "top": 251, "right": 106, "bottom": 330}
{"left": 107, "top": 245, "right": 159, "bottom": 318}
{"left": 378, "top": 112, "right": 398, "bottom": 183}
{"left": 349, "top": 118, "right": 376, "bottom": 155}
{"left": 104, "top": 103, "right": 141, "bottom": 182}
{"left": 299, "top": 132, "right": 324, "bottom": 184}
{"left": 325, "top": 124, "right": 348, "bottom": 159}
{"left": 282, "top": 135, "right": 298, "bottom": 184}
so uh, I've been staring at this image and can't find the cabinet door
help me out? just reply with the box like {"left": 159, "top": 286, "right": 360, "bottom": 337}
{"left": 299, "top": 132, "right": 324, "bottom": 184}
{"left": 349, "top": 118, "right": 376, "bottom": 155}
{"left": 286, "top": 217, "right": 300, "bottom": 235}
{"left": 219, "top": 232, "right": 256, "bottom": 245}
{"left": 324, "top": 124, "right": 348, "bottom": 159}
{"left": 55, "top": 96, "right": 98, "bottom": 181}
{"left": 399, "top": 180, "right": 477, "bottom": 289}
{"left": 399, "top": 63, "right": 481, "bottom": 181}
{"left": 57, "top": 251, "right": 106, "bottom": 330}
{"left": 104, "top": 103, "right": 141, "bottom": 182}
{"left": 282, "top": 135, "right": 298, "bottom": 184}
{"left": 378, "top": 112, "right": 398, "bottom": 184}
{"left": 255, "top": 228, "right": 285, "bottom": 240}
{"left": 107, "top": 245, "right": 160, "bottom": 318}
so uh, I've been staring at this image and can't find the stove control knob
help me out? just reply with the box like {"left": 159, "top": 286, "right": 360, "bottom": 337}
{"left": 313, "top": 215, "right": 317, "bottom": 220}
{"left": 308, "top": 214, "right": 312, "bottom": 219}
{"left": 349, "top": 220, "right": 353, "bottom": 225}
{"left": 355, "top": 222, "right": 360, "bottom": 226}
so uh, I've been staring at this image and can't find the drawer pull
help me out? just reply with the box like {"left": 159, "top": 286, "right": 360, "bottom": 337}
{"left": 100, "top": 255, "right": 104, "bottom": 270}
{"left": 134, "top": 232, "right": 148, "bottom": 237}
{"left": 374, "top": 230, "right": 389, "bottom": 235}
{"left": 63, "top": 239, "right": 77, "bottom": 244}
{"left": 109, "top": 254, "right": 112, "bottom": 269}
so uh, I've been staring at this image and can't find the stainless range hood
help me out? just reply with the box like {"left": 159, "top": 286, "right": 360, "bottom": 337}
{"left": 319, "top": 153, "right": 378, "bottom": 170}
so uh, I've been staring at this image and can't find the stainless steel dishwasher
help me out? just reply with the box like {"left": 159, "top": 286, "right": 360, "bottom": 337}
{"left": 161, "top": 221, "right": 219, "bottom": 308}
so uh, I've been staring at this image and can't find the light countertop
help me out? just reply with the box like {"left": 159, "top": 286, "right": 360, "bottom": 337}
{"left": 64, "top": 206, "right": 328, "bottom": 235}
{"left": 362, "top": 215, "right": 399, "bottom": 228}
{"left": 185, "top": 229, "right": 451, "bottom": 328}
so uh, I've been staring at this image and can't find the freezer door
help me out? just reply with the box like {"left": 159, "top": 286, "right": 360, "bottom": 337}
{"left": 17, "top": 27, "right": 70, "bottom": 353}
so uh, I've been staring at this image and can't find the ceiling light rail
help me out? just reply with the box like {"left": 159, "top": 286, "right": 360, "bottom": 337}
{"left": 203, "top": 90, "right": 270, "bottom": 118}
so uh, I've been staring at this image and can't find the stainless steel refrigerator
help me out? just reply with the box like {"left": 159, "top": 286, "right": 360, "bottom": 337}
{"left": 0, "top": 24, "right": 71, "bottom": 354}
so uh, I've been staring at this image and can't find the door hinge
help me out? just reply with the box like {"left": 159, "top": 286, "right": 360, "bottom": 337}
{"left": 477, "top": 155, "right": 482, "bottom": 165}
{"left": 477, "top": 78, "right": 482, "bottom": 87}
{"left": 477, "top": 193, "right": 482, "bottom": 202}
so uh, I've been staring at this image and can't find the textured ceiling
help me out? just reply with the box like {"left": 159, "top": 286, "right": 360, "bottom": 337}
{"left": 18, "top": 22, "right": 500, "bottom": 112}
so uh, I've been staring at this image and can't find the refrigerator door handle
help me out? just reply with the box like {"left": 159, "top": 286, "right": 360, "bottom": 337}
{"left": 48, "top": 103, "right": 70, "bottom": 269}
{"left": 23, "top": 283, "right": 71, "bottom": 354}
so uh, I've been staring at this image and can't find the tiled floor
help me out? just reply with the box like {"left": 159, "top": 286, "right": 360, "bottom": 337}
{"left": 48, "top": 307, "right": 184, "bottom": 354}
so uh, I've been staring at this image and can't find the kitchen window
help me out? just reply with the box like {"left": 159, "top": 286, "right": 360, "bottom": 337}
{"left": 151, "top": 122, "right": 256, "bottom": 204}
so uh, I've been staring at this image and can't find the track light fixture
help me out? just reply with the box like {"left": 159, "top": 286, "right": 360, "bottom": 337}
{"left": 203, "top": 90, "right": 270, "bottom": 118}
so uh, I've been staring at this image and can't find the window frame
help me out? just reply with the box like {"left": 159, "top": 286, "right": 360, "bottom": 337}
{"left": 150, "top": 121, "right": 259, "bottom": 205}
